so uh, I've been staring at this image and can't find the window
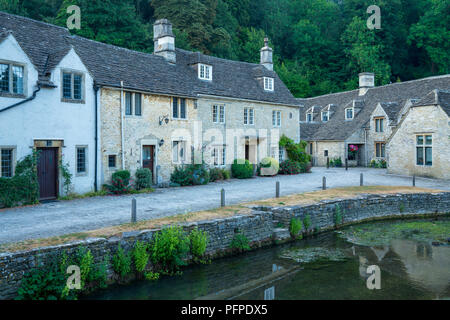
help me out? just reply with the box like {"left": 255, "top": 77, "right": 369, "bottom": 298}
{"left": 211, "top": 147, "right": 226, "bottom": 166}
{"left": 264, "top": 77, "right": 274, "bottom": 91}
{"left": 416, "top": 135, "right": 432, "bottom": 166}
{"left": 213, "top": 105, "right": 225, "bottom": 123}
{"left": 375, "top": 142, "right": 385, "bottom": 158}
{"left": 375, "top": 118, "right": 384, "bottom": 132}
{"left": 308, "top": 143, "right": 313, "bottom": 155}
{"left": 0, "top": 63, "right": 24, "bottom": 95}
{"left": 76, "top": 147, "right": 87, "bottom": 174}
{"left": 198, "top": 64, "right": 212, "bottom": 81}
{"left": 279, "top": 148, "right": 285, "bottom": 163}
{"left": 1, "top": 148, "right": 13, "bottom": 177}
{"left": 125, "top": 92, "right": 132, "bottom": 115}
{"left": 345, "top": 108, "right": 354, "bottom": 120}
{"left": 321, "top": 112, "right": 329, "bottom": 122}
{"left": 172, "top": 98, "right": 187, "bottom": 119}
{"left": 62, "top": 71, "right": 84, "bottom": 101}
{"left": 306, "top": 113, "right": 313, "bottom": 123}
{"left": 108, "top": 155, "right": 116, "bottom": 168}
{"left": 272, "top": 110, "right": 281, "bottom": 127}
{"left": 172, "top": 141, "right": 187, "bottom": 163}
{"left": 324, "top": 150, "right": 328, "bottom": 157}
{"left": 244, "top": 108, "right": 254, "bottom": 125}
{"left": 135, "top": 93, "right": 142, "bottom": 116}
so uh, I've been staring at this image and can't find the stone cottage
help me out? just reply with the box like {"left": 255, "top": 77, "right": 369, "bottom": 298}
{"left": 387, "top": 90, "right": 450, "bottom": 179}
{"left": 298, "top": 73, "right": 450, "bottom": 169}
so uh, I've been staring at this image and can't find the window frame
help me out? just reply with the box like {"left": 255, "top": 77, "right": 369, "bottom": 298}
{"left": 416, "top": 134, "right": 432, "bottom": 167}
{"left": 0, "top": 147, "right": 15, "bottom": 178}
{"left": 0, "top": 60, "right": 26, "bottom": 97}
{"left": 61, "top": 69, "right": 85, "bottom": 103}
{"left": 321, "top": 111, "right": 329, "bottom": 122}
{"left": 272, "top": 110, "right": 281, "bottom": 127}
{"left": 374, "top": 142, "right": 385, "bottom": 158}
{"left": 198, "top": 64, "right": 212, "bottom": 81}
{"left": 244, "top": 107, "right": 254, "bottom": 125}
{"left": 211, "top": 146, "right": 226, "bottom": 167}
{"left": 306, "top": 113, "right": 313, "bottom": 123}
{"left": 212, "top": 104, "right": 225, "bottom": 124}
{"left": 345, "top": 107, "right": 354, "bottom": 120}
{"left": 76, "top": 146, "right": 88, "bottom": 176}
{"left": 172, "top": 140, "right": 187, "bottom": 164}
{"left": 374, "top": 117, "right": 384, "bottom": 132}
{"left": 172, "top": 97, "right": 187, "bottom": 120}
{"left": 108, "top": 155, "right": 117, "bottom": 169}
{"left": 263, "top": 77, "right": 274, "bottom": 91}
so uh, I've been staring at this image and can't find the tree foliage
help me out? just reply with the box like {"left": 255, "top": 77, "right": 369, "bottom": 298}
{"left": 3, "top": 0, "right": 448, "bottom": 97}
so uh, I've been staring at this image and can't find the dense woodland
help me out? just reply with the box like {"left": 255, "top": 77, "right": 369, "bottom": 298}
{"left": 1, "top": 0, "right": 448, "bottom": 97}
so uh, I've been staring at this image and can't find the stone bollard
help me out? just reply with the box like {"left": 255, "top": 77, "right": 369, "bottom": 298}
{"left": 131, "top": 198, "right": 137, "bottom": 223}
{"left": 326, "top": 157, "right": 330, "bottom": 169}
{"left": 413, "top": 174, "right": 416, "bottom": 187}
{"left": 322, "top": 176, "right": 326, "bottom": 190}
{"left": 276, "top": 181, "right": 280, "bottom": 198}
{"left": 345, "top": 159, "right": 348, "bottom": 171}
{"left": 360, "top": 173, "right": 364, "bottom": 186}
{"left": 221, "top": 188, "right": 225, "bottom": 207}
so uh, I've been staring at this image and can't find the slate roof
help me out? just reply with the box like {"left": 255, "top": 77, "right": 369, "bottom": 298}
{"left": 412, "top": 89, "right": 450, "bottom": 116}
{"left": 379, "top": 102, "right": 401, "bottom": 122}
{"left": 0, "top": 11, "right": 298, "bottom": 106}
{"left": 299, "top": 75, "right": 450, "bottom": 141}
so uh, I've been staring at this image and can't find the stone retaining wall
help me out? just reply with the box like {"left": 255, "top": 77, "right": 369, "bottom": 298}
{"left": 1, "top": 192, "right": 449, "bottom": 299}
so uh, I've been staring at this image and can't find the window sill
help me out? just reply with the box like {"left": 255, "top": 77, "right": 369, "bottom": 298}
{"left": 61, "top": 98, "right": 85, "bottom": 104}
{"left": 0, "top": 92, "right": 26, "bottom": 99}
{"left": 171, "top": 118, "right": 188, "bottom": 121}
{"left": 76, "top": 172, "right": 88, "bottom": 177}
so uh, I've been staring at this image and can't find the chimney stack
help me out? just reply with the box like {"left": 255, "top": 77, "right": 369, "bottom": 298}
{"left": 358, "top": 72, "right": 375, "bottom": 95}
{"left": 153, "top": 19, "right": 176, "bottom": 64}
{"left": 260, "top": 37, "right": 273, "bottom": 71}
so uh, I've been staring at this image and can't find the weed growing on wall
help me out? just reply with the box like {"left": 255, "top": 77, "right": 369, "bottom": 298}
{"left": 189, "top": 228, "right": 209, "bottom": 263}
{"left": 289, "top": 218, "right": 303, "bottom": 240}
{"left": 133, "top": 241, "right": 150, "bottom": 273}
{"left": 230, "top": 233, "right": 251, "bottom": 252}
{"left": 112, "top": 244, "right": 132, "bottom": 278}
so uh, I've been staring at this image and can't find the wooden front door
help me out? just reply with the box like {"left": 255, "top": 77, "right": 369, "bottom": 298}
{"left": 142, "top": 145, "right": 154, "bottom": 175}
{"left": 37, "top": 147, "right": 58, "bottom": 200}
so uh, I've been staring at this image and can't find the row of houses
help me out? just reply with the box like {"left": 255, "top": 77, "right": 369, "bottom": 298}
{"left": 0, "top": 12, "right": 449, "bottom": 200}
{"left": 0, "top": 12, "right": 299, "bottom": 200}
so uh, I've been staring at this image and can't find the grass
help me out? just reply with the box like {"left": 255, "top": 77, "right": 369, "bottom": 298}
{"left": 58, "top": 188, "right": 154, "bottom": 201}
{"left": 0, "top": 186, "right": 444, "bottom": 253}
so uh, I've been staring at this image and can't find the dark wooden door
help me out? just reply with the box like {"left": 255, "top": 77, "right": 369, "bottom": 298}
{"left": 245, "top": 144, "right": 249, "bottom": 161}
{"left": 37, "top": 148, "right": 58, "bottom": 200}
{"left": 142, "top": 145, "right": 154, "bottom": 175}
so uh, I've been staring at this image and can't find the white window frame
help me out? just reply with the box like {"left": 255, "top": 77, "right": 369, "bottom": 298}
{"left": 244, "top": 107, "right": 254, "bottom": 125}
{"left": 0, "top": 60, "right": 26, "bottom": 96}
{"left": 272, "top": 110, "right": 281, "bottom": 127}
{"left": 321, "top": 111, "right": 329, "bottom": 122}
{"left": 264, "top": 77, "right": 274, "bottom": 91}
{"left": 211, "top": 146, "right": 226, "bottom": 167}
{"left": 76, "top": 145, "right": 88, "bottom": 176}
{"left": 172, "top": 140, "right": 187, "bottom": 164}
{"left": 198, "top": 64, "right": 212, "bottom": 81}
{"left": 278, "top": 148, "right": 285, "bottom": 163}
{"left": 172, "top": 97, "right": 187, "bottom": 120}
{"left": 306, "top": 113, "right": 313, "bottom": 123}
{"left": 416, "top": 134, "right": 432, "bottom": 167}
{"left": 0, "top": 146, "right": 16, "bottom": 178}
{"left": 212, "top": 104, "right": 225, "bottom": 123}
{"left": 61, "top": 69, "right": 85, "bottom": 103}
{"left": 345, "top": 107, "right": 354, "bottom": 120}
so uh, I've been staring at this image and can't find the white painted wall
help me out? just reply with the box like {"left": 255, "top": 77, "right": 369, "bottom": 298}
{"left": 0, "top": 35, "right": 96, "bottom": 195}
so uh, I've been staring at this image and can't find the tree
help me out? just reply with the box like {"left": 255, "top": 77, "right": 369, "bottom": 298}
{"left": 0, "top": 0, "right": 28, "bottom": 15}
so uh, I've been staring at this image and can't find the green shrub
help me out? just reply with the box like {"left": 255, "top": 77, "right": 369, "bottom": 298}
{"left": 330, "top": 157, "right": 342, "bottom": 167}
{"left": 190, "top": 228, "right": 209, "bottom": 260}
{"left": 259, "top": 157, "right": 279, "bottom": 176}
{"left": 231, "top": 159, "right": 254, "bottom": 179}
{"left": 0, "top": 151, "right": 39, "bottom": 208}
{"left": 303, "top": 214, "right": 312, "bottom": 231}
{"left": 279, "top": 159, "right": 303, "bottom": 175}
{"left": 133, "top": 241, "right": 150, "bottom": 273}
{"left": 209, "top": 167, "right": 224, "bottom": 182}
{"left": 151, "top": 225, "right": 190, "bottom": 273}
{"left": 290, "top": 218, "right": 303, "bottom": 239}
{"left": 230, "top": 233, "right": 251, "bottom": 251}
{"left": 106, "top": 170, "right": 131, "bottom": 194}
{"left": 171, "top": 164, "right": 210, "bottom": 186}
{"left": 221, "top": 169, "right": 231, "bottom": 180}
{"left": 369, "top": 159, "right": 387, "bottom": 168}
{"left": 135, "top": 168, "right": 152, "bottom": 190}
{"left": 144, "top": 271, "right": 160, "bottom": 281}
{"left": 112, "top": 244, "right": 132, "bottom": 278}
{"left": 279, "top": 135, "right": 311, "bottom": 164}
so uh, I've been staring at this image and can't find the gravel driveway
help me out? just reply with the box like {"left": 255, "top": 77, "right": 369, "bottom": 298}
{"left": 0, "top": 167, "right": 448, "bottom": 244}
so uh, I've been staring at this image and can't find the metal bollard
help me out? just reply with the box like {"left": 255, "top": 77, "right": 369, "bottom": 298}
{"left": 345, "top": 159, "right": 348, "bottom": 171}
{"left": 131, "top": 198, "right": 137, "bottom": 223}
{"left": 413, "top": 174, "right": 416, "bottom": 187}
{"left": 326, "top": 157, "right": 330, "bottom": 169}
{"left": 360, "top": 173, "right": 364, "bottom": 186}
{"left": 221, "top": 188, "right": 225, "bottom": 207}
{"left": 276, "top": 181, "right": 280, "bottom": 198}
{"left": 322, "top": 176, "right": 326, "bottom": 190}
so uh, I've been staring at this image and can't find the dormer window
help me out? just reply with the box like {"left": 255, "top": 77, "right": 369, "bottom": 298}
{"left": 321, "top": 111, "right": 329, "bottom": 122}
{"left": 345, "top": 108, "right": 354, "bottom": 120}
{"left": 306, "top": 113, "right": 313, "bottom": 123}
{"left": 199, "top": 64, "right": 212, "bottom": 81}
{"left": 264, "top": 77, "right": 274, "bottom": 91}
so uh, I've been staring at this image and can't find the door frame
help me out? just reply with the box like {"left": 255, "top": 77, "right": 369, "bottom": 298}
{"left": 36, "top": 146, "right": 59, "bottom": 200}
{"left": 140, "top": 139, "right": 158, "bottom": 184}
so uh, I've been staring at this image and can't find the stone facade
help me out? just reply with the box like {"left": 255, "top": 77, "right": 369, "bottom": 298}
{"left": 1, "top": 192, "right": 449, "bottom": 299}
{"left": 100, "top": 88, "right": 300, "bottom": 185}
{"left": 387, "top": 104, "right": 450, "bottom": 179}
{"left": 309, "top": 141, "right": 345, "bottom": 166}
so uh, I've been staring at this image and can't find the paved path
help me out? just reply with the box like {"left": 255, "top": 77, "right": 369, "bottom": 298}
{"left": 0, "top": 167, "right": 449, "bottom": 244}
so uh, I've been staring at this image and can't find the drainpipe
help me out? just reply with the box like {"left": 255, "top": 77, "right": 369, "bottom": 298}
{"left": 93, "top": 84, "right": 99, "bottom": 191}
{"left": 364, "top": 129, "right": 368, "bottom": 167}
{"left": 0, "top": 84, "right": 41, "bottom": 114}
{"left": 120, "top": 81, "right": 125, "bottom": 170}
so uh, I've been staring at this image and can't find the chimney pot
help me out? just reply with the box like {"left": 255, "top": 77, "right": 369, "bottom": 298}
{"left": 153, "top": 19, "right": 176, "bottom": 64}
{"left": 359, "top": 72, "right": 375, "bottom": 95}
{"left": 260, "top": 37, "right": 273, "bottom": 71}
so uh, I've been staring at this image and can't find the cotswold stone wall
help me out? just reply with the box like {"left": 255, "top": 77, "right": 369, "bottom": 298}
{"left": 1, "top": 192, "right": 449, "bottom": 299}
